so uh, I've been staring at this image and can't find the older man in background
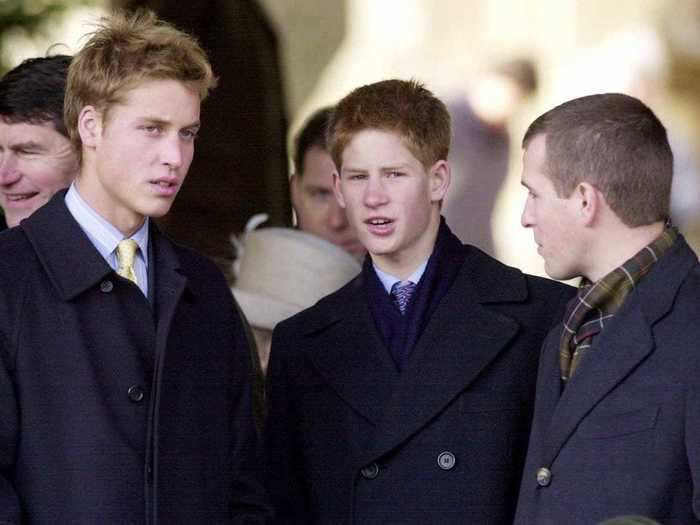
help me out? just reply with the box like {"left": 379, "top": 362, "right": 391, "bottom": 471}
{"left": 0, "top": 55, "right": 77, "bottom": 228}
{"left": 290, "top": 106, "right": 365, "bottom": 259}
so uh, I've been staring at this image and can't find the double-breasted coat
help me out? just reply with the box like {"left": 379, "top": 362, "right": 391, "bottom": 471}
{"left": 265, "top": 242, "right": 572, "bottom": 524}
{"left": 0, "top": 194, "right": 270, "bottom": 524}
{"left": 514, "top": 237, "right": 700, "bottom": 525}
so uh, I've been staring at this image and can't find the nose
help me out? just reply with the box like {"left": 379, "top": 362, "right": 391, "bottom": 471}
{"left": 363, "top": 175, "right": 389, "bottom": 208}
{"left": 327, "top": 199, "right": 348, "bottom": 231}
{"left": 0, "top": 153, "right": 21, "bottom": 186}
{"left": 161, "top": 135, "right": 185, "bottom": 168}
{"left": 521, "top": 197, "right": 533, "bottom": 228}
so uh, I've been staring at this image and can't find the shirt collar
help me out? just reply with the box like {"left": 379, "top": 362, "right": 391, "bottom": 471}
{"left": 64, "top": 182, "right": 149, "bottom": 263}
{"left": 373, "top": 258, "right": 429, "bottom": 294}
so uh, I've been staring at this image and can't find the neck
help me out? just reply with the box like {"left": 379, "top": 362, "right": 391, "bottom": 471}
{"left": 75, "top": 168, "right": 145, "bottom": 237}
{"left": 584, "top": 220, "right": 666, "bottom": 282}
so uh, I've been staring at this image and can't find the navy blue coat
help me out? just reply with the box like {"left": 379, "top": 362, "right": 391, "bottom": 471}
{"left": 514, "top": 237, "right": 700, "bottom": 525}
{"left": 265, "top": 244, "right": 572, "bottom": 524}
{"left": 0, "top": 194, "right": 271, "bottom": 524}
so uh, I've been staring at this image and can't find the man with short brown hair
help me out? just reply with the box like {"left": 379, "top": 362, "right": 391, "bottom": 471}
{"left": 515, "top": 93, "right": 700, "bottom": 524}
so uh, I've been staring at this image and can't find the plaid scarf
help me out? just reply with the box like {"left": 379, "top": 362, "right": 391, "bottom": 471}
{"left": 559, "top": 227, "right": 678, "bottom": 384}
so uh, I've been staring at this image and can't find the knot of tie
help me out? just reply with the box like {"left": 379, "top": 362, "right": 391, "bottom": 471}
{"left": 390, "top": 280, "right": 416, "bottom": 315}
{"left": 116, "top": 239, "right": 139, "bottom": 285}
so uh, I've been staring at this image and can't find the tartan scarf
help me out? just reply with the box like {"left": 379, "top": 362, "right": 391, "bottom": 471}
{"left": 559, "top": 227, "right": 678, "bottom": 384}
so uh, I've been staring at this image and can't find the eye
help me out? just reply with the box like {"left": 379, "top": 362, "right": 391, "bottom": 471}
{"left": 180, "top": 128, "right": 198, "bottom": 141}
{"left": 310, "top": 189, "right": 331, "bottom": 200}
{"left": 348, "top": 173, "right": 367, "bottom": 181}
{"left": 386, "top": 170, "right": 405, "bottom": 178}
{"left": 142, "top": 124, "right": 162, "bottom": 135}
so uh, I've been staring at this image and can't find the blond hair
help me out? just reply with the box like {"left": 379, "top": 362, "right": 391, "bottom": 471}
{"left": 65, "top": 9, "right": 216, "bottom": 156}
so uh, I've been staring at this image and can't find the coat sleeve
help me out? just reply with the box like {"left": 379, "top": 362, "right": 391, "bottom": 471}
{"left": 264, "top": 323, "right": 310, "bottom": 524}
{"left": 0, "top": 329, "right": 22, "bottom": 523}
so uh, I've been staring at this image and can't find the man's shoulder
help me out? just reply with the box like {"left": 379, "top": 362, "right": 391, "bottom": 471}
{"left": 460, "top": 244, "right": 573, "bottom": 301}
{"left": 274, "top": 274, "right": 363, "bottom": 338}
{"left": 0, "top": 226, "right": 37, "bottom": 277}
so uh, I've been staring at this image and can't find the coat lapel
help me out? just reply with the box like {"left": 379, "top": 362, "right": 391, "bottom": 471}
{"left": 150, "top": 226, "right": 188, "bottom": 346}
{"left": 541, "top": 304, "right": 654, "bottom": 466}
{"left": 540, "top": 237, "right": 699, "bottom": 467}
{"left": 308, "top": 277, "right": 398, "bottom": 426}
{"left": 365, "top": 256, "right": 523, "bottom": 462}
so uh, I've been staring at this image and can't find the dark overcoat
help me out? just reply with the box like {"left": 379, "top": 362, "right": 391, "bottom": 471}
{"left": 0, "top": 194, "right": 270, "bottom": 524}
{"left": 265, "top": 244, "right": 572, "bottom": 524}
{"left": 514, "top": 237, "right": 700, "bottom": 525}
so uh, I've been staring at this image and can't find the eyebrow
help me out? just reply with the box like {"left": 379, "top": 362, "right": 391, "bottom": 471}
{"left": 141, "top": 117, "right": 201, "bottom": 130}
{"left": 341, "top": 168, "right": 368, "bottom": 175}
{"left": 7, "top": 141, "right": 44, "bottom": 151}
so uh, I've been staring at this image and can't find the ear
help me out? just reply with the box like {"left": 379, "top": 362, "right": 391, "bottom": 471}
{"left": 576, "top": 182, "right": 599, "bottom": 226}
{"left": 289, "top": 174, "right": 301, "bottom": 209}
{"left": 332, "top": 170, "right": 346, "bottom": 208}
{"left": 429, "top": 160, "right": 451, "bottom": 202}
{"left": 77, "top": 105, "right": 102, "bottom": 149}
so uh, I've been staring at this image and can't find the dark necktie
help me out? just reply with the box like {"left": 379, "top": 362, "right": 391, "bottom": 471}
{"left": 391, "top": 280, "right": 416, "bottom": 315}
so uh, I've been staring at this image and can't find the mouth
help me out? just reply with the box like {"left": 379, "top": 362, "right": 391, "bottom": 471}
{"left": 364, "top": 217, "right": 395, "bottom": 236}
{"left": 3, "top": 192, "right": 39, "bottom": 204}
{"left": 149, "top": 179, "right": 179, "bottom": 196}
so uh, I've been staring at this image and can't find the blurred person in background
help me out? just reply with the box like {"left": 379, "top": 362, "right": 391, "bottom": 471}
{"left": 0, "top": 55, "right": 78, "bottom": 229}
{"left": 232, "top": 215, "right": 361, "bottom": 372}
{"left": 290, "top": 106, "right": 365, "bottom": 260}
{"left": 444, "top": 58, "right": 537, "bottom": 254}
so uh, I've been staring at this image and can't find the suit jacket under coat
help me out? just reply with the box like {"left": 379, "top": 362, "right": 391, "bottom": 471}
{"left": 265, "top": 242, "right": 573, "bottom": 524}
{"left": 514, "top": 236, "right": 700, "bottom": 525}
{"left": 0, "top": 193, "right": 270, "bottom": 524}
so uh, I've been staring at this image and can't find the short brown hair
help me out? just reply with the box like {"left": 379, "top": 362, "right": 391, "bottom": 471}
{"left": 327, "top": 79, "right": 451, "bottom": 169}
{"left": 65, "top": 9, "right": 216, "bottom": 155}
{"left": 523, "top": 93, "right": 672, "bottom": 227}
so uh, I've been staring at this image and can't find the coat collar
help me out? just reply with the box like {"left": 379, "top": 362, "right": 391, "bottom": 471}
{"left": 305, "top": 244, "right": 527, "bottom": 461}
{"left": 20, "top": 190, "right": 197, "bottom": 302}
{"left": 539, "top": 236, "right": 698, "bottom": 467}
{"left": 21, "top": 190, "right": 114, "bottom": 301}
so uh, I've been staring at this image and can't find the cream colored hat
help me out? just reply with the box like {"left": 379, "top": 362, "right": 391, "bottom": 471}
{"left": 231, "top": 216, "right": 361, "bottom": 330}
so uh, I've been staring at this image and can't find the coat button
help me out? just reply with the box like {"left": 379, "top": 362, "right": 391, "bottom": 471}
{"left": 536, "top": 467, "right": 552, "bottom": 487}
{"left": 360, "top": 463, "right": 379, "bottom": 480}
{"left": 100, "top": 280, "right": 114, "bottom": 293}
{"left": 128, "top": 385, "right": 145, "bottom": 403}
{"left": 437, "top": 451, "right": 456, "bottom": 470}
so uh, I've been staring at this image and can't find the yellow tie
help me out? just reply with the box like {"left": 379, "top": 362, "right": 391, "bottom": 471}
{"left": 116, "top": 239, "right": 139, "bottom": 285}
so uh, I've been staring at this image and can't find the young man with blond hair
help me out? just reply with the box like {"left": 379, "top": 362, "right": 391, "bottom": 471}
{"left": 265, "top": 79, "right": 572, "bottom": 524}
{"left": 515, "top": 93, "right": 700, "bottom": 524}
{"left": 0, "top": 11, "right": 269, "bottom": 523}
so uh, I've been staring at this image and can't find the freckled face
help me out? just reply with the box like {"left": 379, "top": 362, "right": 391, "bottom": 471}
{"left": 334, "top": 129, "right": 447, "bottom": 274}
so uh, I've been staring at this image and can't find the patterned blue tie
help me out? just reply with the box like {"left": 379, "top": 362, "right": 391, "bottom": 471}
{"left": 391, "top": 280, "right": 417, "bottom": 315}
